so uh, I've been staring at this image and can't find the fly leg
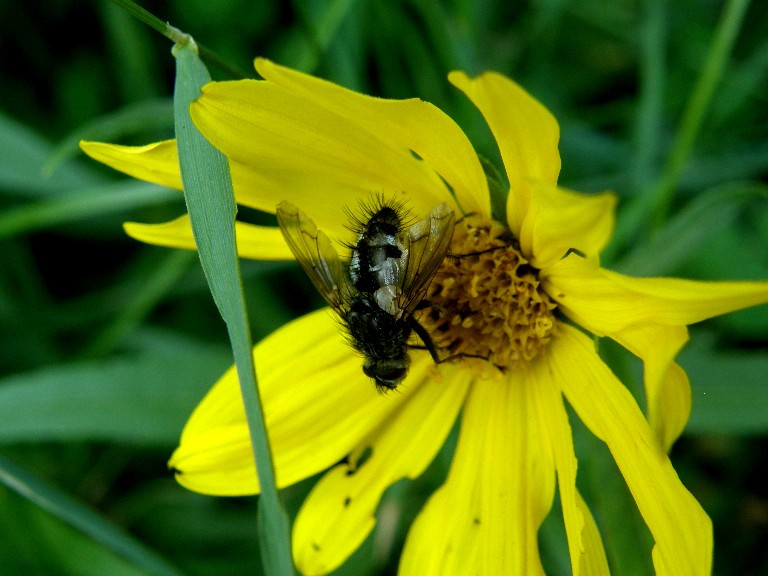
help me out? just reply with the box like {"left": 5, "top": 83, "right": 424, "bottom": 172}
{"left": 408, "top": 317, "right": 442, "bottom": 364}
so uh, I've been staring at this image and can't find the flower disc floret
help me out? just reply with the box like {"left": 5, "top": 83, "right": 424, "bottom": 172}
{"left": 422, "top": 215, "right": 557, "bottom": 370}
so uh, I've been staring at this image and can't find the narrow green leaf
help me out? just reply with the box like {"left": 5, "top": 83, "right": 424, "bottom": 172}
{"left": 172, "top": 37, "right": 294, "bottom": 575}
{"left": 617, "top": 182, "right": 768, "bottom": 276}
{"left": 0, "top": 112, "right": 102, "bottom": 196}
{"left": 0, "top": 490, "right": 155, "bottom": 576}
{"left": 648, "top": 0, "right": 751, "bottom": 228}
{"left": 0, "top": 455, "right": 184, "bottom": 576}
{"left": 631, "top": 0, "right": 665, "bottom": 193}
{"left": 608, "top": 0, "right": 753, "bottom": 259}
{"left": 292, "top": 0, "right": 360, "bottom": 73}
{"left": 0, "top": 333, "right": 229, "bottom": 446}
{"left": 81, "top": 249, "right": 198, "bottom": 358}
{"left": 478, "top": 155, "right": 507, "bottom": 223}
{"left": 0, "top": 181, "right": 179, "bottom": 240}
{"left": 682, "top": 142, "right": 768, "bottom": 191}
{"left": 44, "top": 99, "right": 174, "bottom": 176}
{"left": 683, "top": 339, "right": 768, "bottom": 435}
{"left": 100, "top": 2, "right": 165, "bottom": 102}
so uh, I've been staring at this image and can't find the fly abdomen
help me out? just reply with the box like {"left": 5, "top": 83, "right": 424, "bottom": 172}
{"left": 346, "top": 294, "right": 412, "bottom": 393}
{"left": 345, "top": 294, "right": 411, "bottom": 360}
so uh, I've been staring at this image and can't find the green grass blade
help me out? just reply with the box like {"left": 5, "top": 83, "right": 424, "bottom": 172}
{"left": 292, "top": 0, "right": 360, "bottom": 73}
{"left": 81, "top": 249, "right": 197, "bottom": 358}
{"left": 0, "top": 112, "right": 102, "bottom": 196}
{"left": 682, "top": 337, "right": 768, "bottom": 435}
{"left": 617, "top": 182, "right": 768, "bottom": 276}
{"left": 0, "top": 181, "right": 178, "bottom": 240}
{"left": 648, "top": 0, "right": 751, "bottom": 228}
{"left": 0, "top": 332, "right": 229, "bottom": 446}
{"left": 172, "top": 37, "right": 294, "bottom": 576}
{"left": 607, "top": 0, "right": 752, "bottom": 261}
{"left": 631, "top": 0, "right": 666, "bottom": 193}
{"left": 0, "top": 454, "right": 184, "bottom": 576}
{"left": 44, "top": 99, "right": 174, "bottom": 176}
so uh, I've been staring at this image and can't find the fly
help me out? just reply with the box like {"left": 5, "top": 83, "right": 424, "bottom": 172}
{"left": 276, "top": 198, "right": 455, "bottom": 392}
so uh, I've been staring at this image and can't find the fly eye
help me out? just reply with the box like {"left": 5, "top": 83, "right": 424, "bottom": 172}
{"left": 376, "top": 365, "right": 407, "bottom": 381}
{"left": 363, "top": 359, "right": 407, "bottom": 388}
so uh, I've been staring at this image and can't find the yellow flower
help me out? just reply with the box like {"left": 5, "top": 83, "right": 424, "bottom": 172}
{"left": 81, "top": 59, "right": 768, "bottom": 575}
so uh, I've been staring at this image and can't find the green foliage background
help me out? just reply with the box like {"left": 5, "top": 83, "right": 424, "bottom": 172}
{"left": 1, "top": 0, "right": 767, "bottom": 574}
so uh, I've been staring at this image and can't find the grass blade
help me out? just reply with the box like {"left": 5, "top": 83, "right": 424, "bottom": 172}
{"left": 0, "top": 454, "right": 184, "bottom": 576}
{"left": 172, "top": 35, "right": 294, "bottom": 576}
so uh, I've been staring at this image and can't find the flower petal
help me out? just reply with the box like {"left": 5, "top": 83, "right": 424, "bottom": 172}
{"left": 554, "top": 324, "right": 713, "bottom": 575}
{"left": 80, "top": 140, "right": 183, "bottom": 190}
{"left": 80, "top": 138, "right": 312, "bottom": 216}
{"left": 528, "top": 356, "right": 610, "bottom": 575}
{"left": 612, "top": 324, "right": 692, "bottom": 451}
{"left": 170, "top": 309, "right": 411, "bottom": 495}
{"left": 190, "top": 79, "right": 464, "bottom": 244}
{"left": 292, "top": 362, "right": 469, "bottom": 575}
{"left": 400, "top": 373, "right": 555, "bottom": 576}
{"left": 448, "top": 71, "right": 561, "bottom": 238}
{"left": 522, "top": 183, "right": 617, "bottom": 268}
{"left": 124, "top": 215, "right": 294, "bottom": 260}
{"left": 255, "top": 59, "right": 490, "bottom": 217}
{"left": 544, "top": 256, "right": 768, "bottom": 449}
{"left": 574, "top": 489, "right": 610, "bottom": 576}
{"left": 543, "top": 255, "right": 768, "bottom": 331}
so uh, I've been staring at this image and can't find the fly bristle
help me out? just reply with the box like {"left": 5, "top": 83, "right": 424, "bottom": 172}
{"left": 342, "top": 194, "right": 413, "bottom": 237}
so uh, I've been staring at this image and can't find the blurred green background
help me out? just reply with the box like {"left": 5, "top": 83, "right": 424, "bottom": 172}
{"left": 1, "top": 0, "right": 767, "bottom": 574}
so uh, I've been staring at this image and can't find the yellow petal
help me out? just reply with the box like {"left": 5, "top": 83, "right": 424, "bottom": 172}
{"left": 448, "top": 71, "right": 561, "bottom": 237}
{"left": 543, "top": 256, "right": 768, "bottom": 450}
{"left": 554, "top": 324, "right": 713, "bottom": 575}
{"left": 574, "top": 489, "right": 610, "bottom": 576}
{"left": 190, "top": 79, "right": 463, "bottom": 244}
{"left": 528, "top": 357, "right": 610, "bottom": 575}
{"left": 124, "top": 215, "right": 294, "bottom": 260}
{"left": 400, "top": 374, "right": 555, "bottom": 576}
{"left": 522, "top": 183, "right": 616, "bottom": 268}
{"left": 612, "top": 324, "right": 692, "bottom": 451}
{"left": 255, "top": 59, "right": 490, "bottom": 217}
{"left": 292, "top": 362, "right": 469, "bottom": 575}
{"left": 543, "top": 255, "right": 768, "bottom": 331}
{"left": 80, "top": 140, "right": 183, "bottom": 190}
{"left": 170, "top": 309, "right": 411, "bottom": 495}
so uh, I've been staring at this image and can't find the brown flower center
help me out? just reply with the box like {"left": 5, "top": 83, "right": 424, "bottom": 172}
{"left": 420, "top": 214, "right": 557, "bottom": 370}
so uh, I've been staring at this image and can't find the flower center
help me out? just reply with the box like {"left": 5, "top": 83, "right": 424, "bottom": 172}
{"left": 420, "top": 215, "right": 557, "bottom": 370}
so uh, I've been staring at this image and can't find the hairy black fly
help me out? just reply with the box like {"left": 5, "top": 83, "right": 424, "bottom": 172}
{"left": 277, "top": 198, "right": 455, "bottom": 392}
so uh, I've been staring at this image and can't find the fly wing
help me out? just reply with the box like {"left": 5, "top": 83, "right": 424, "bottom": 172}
{"left": 276, "top": 201, "right": 353, "bottom": 315}
{"left": 398, "top": 202, "right": 455, "bottom": 315}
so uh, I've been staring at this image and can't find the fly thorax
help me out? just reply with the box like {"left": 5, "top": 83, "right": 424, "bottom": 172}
{"left": 421, "top": 215, "right": 558, "bottom": 370}
{"left": 349, "top": 231, "right": 406, "bottom": 291}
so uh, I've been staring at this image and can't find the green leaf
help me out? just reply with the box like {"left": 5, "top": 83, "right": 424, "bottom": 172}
{"left": 682, "top": 338, "right": 768, "bottom": 435}
{"left": 291, "top": 0, "right": 360, "bottom": 74}
{"left": 0, "top": 455, "right": 184, "bottom": 576}
{"left": 44, "top": 99, "right": 174, "bottom": 176}
{"left": 0, "top": 181, "right": 179, "bottom": 240}
{"left": 616, "top": 182, "right": 768, "bottom": 276}
{"left": 0, "top": 112, "right": 103, "bottom": 197}
{"left": 0, "top": 330, "right": 229, "bottom": 446}
{"left": 0, "top": 488, "right": 157, "bottom": 576}
{"left": 172, "top": 37, "right": 294, "bottom": 575}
